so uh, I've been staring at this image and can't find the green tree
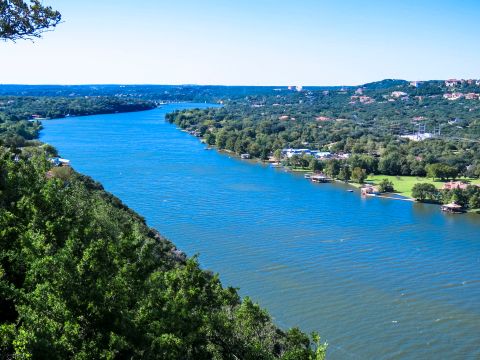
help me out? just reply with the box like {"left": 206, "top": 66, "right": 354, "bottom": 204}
{"left": 426, "top": 163, "right": 459, "bottom": 181}
{"left": 0, "top": 0, "right": 61, "bottom": 41}
{"left": 378, "top": 179, "right": 394, "bottom": 193}
{"left": 338, "top": 165, "right": 351, "bottom": 182}
{"left": 324, "top": 159, "right": 341, "bottom": 178}
{"left": 351, "top": 167, "right": 367, "bottom": 184}
{"left": 411, "top": 183, "right": 438, "bottom": 201}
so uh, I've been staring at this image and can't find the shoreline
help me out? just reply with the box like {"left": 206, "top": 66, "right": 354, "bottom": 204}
{"left": 200, "top": 143, "right": 480, "bottom": 213}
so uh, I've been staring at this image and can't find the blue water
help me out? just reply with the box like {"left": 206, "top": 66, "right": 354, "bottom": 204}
{"left": 40, "top": 104, "right": 480, "bottom": 360}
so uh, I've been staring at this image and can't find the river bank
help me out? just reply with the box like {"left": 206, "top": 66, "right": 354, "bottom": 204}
{"left": 201, "top": 142, "right": 480, "bottom": 212}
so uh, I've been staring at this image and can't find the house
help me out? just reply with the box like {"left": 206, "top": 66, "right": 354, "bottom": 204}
{"left": 315, "top": 116, "right": 332, "bottom": 122}
{"left": 445, "top": 79, "right": 460, "bottom": 87}
{"left": 442, "top": 181, "right": 469, "bottom": 190}
{"left": 410, "top": 81, "right": 422, "bottom": 87}
{"left": 359, "top": 96, "right": 375, "bottom": 104}
{"left": 49, "top": 157, "right": 71, "bottom": 167}
{"left": 282, "top": 148, "right": 312, "bottom": 158}
{"left": 443, "top": 93, "right": 464, "bottom": 101}
{"left": 240, "top": 154, "right": 250, "bottom": 159}
{"left": 391, "top": 91, "right": 408, "bottom": 98}
{"left": 441, "top": 203, "right": 463, "bottom": 213}
{"left": 465, "top": 93, "right": 479, "bottom": 100}
{"left": 313, "top": 151, "right": 332, "bottom": 159}
{"left": 412, "top": 116, "right": 427, "bottom": 121}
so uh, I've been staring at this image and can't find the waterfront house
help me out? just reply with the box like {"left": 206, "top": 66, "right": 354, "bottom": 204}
{"left": 441, "top": 203, "right": 463, "bottom": 213}
{"left": 240, "top": 154, "right": 251, "bottom": 159}
{"left": 310, "top": 174, "right": 330, "bottom": 183}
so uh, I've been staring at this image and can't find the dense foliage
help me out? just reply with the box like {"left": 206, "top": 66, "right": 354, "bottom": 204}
{"left": 0, "top": 99, "right": 325, "bottom": 358}
{"left": 411, "top": 182, "right": 480, "bottom": 209}
{"left": 0, "top": 85, "right": 338, "bottom": 104}
{"left": 166, "top": 80, "right": 480, "bottom": 179}
{"left": 0, "top": 0, "right": 61, "bottom": 41}
{"left": 0, "top": 96, "right": 155, "bottom": 148}
{"left": 0, "top": 96, "right": 156, "bottom": 120}
{"left": 0, "top": 148, "right": 326, "bottom": 359}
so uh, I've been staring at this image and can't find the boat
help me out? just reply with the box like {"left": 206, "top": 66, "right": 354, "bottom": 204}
{"left": 347, "top": 189, "right": 353, "bottom": 192}
{"left": 304, "top": 174, "right": 311, "bottom": 179}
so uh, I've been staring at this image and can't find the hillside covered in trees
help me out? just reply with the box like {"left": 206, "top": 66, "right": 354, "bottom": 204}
{"left": 0, "top": 99, "right": 325, "bottom": 359}
{"left": 0, "top": 96, "right": 155, "bottom": 148}
{"left": 166, "top": 80, "right": 480, "bottom": 179}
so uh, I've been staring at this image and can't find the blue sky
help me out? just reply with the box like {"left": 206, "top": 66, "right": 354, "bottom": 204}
{"left": 1, "top": 0, "right": 479, "bottom": 85}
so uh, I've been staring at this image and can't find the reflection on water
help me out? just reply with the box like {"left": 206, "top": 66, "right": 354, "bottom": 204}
{"left": 41, "top": 104, "right": 480, "bottom": 360}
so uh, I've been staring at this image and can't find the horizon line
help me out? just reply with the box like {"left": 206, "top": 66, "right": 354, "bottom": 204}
{"left": 0, "top": 78, "right": 475, "bottom": 88}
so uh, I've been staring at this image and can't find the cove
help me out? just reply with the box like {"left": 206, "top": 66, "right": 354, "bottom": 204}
{"left": 40, "top": 104, "right": 480, "bottom": 360}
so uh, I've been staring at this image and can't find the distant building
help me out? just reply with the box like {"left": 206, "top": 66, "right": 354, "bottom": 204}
{"left": 443, "top": 93, "right": 464, "bottom": 101}
{"left": 465, "top": 93, "right": 479, "bottom": 100}
{"left": 49, "top": 157, "right": 71, "bottom": 167}
{"left": 391, "top": 91, "right": 408, "bottom": 98}
{"left": 412, "top": 116, "right": 427, "bottom": 121}
{"left": 400, "top": 133, "right": 434, "bottom": 141}
{"left": 445, "top": 79, "right": 460, "bottom": 87}
{"left": 442, "top": 181, "right": 469, "bottom": 190}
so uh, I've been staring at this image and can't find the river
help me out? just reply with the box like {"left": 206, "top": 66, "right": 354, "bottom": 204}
{"left": 40, "top": 104, "right": 480, "bottom": 360}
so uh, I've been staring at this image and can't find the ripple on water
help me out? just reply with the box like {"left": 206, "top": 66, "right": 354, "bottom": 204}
{"left": 40, "top": 105, "right": 480, "bottom": 360}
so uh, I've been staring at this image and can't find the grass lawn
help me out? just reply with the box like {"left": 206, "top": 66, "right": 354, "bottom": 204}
{"left": 360, "top": 175, "right": 480, "bottom": 198}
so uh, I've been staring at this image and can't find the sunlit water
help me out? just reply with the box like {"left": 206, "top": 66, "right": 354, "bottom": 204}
{"left": 41, "top": 104, "right": 480, "bottom": 360}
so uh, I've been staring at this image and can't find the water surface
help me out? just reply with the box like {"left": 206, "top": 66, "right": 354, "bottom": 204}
{"left": 41, "top": 104, "right": 480, "bottom": 360}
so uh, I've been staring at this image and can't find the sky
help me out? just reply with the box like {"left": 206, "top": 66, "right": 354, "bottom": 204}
{"left": 1, "top": 0, "right": 479, "bottom": 86}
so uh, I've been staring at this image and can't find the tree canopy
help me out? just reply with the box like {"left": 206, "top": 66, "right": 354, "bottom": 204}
{"left": 0, "top": 0, "right": 61, "bottom": 41}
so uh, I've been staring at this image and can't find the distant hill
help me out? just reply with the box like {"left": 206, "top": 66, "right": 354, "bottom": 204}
{"left": 361, "top": 79, "right": 410, "bottom": 90}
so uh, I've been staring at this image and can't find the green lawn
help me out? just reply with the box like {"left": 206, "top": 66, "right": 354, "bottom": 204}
{"left": 360, "top": 175, "right": 480, "bottom": 198}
